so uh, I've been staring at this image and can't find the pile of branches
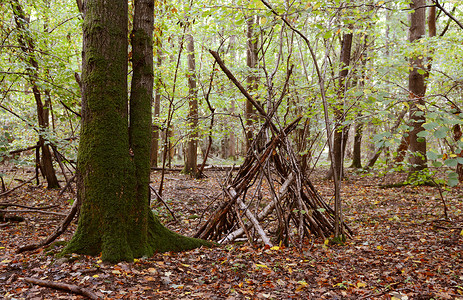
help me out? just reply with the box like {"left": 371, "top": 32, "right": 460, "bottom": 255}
{"left": 195, "top": 51, "right": 352, "bottom": 247}
{"left": 195, "top": 117, "right": 352, "bottom": 247}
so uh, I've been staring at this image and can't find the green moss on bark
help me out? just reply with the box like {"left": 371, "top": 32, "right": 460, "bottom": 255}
{"left": 63, "top": 0, "right": 212, "bottom": 263}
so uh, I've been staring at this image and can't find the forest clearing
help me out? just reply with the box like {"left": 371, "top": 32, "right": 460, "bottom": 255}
{"left": 1, "top": 167, "right": 462, "bottom": 299}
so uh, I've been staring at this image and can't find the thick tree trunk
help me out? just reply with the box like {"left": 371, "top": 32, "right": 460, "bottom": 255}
{"left": 183, "top": 34, "right": 199, "bottom": 177}
{"left": 408, "top": 0, "right": 427, "bottom": 174}
{"left": 63, "top": 0, "right": 209, "bottom": 262}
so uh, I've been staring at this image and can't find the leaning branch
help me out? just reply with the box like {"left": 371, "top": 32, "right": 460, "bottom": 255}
{"left": 433, "top": 0, "right": 463, "bottom": 30}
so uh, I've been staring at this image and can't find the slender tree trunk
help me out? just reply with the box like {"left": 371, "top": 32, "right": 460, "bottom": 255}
{"left": 351, "top": 120, "right": 363, "bottom": 168}
{"left": 228, "top": 35, "right": 238, "bottom": 160}
{"left": 327, "top": 31, "right": 353, "bottom": 180}
{"left": 10, "top": 0, "right": 59, "bottom": 189}
{"left": 150, "top": 49, "right": 162, "bottom": 168}
{"left": 245, "top": 16, "right": 259, "bottom": 151}
{"left": 408, "top": 0, "right": 427, "bottom": 174}
{"left": 183, "top": 34, "right": 199, "bottom": 177}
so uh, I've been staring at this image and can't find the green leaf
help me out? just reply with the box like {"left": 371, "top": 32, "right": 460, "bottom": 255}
{"left": 433, "top": 128, "right": 448, "bottom": 139}
{"left": 423, "top": 122, "right": 438, "bottom": 130}
{"left": 417, "top": 131, "right": 428, "bottom": 138}
{"left": 426, "top": 151, "right": 439, "bottom": 160}
{"left": 444, "top": 158, "right": 458, "bottom": 167}
{"left": 448, "top": 172, "right": 459, "bottom": 187}
{"left": 432, "top": 161, "right": 443, "bottom": 167}
{"left": 417, "top": 68, "right": 426, "bottom": 75}
{"left": 323, "top": 31, "right": 333, "bottom": 39}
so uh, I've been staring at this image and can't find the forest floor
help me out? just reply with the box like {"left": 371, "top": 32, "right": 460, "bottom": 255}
{"left": 0, "top": 165, "right": 462, "bottom": 299}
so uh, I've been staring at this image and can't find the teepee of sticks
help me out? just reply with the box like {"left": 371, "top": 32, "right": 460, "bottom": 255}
{"left": 194, "top": 51, "right": 352, "bottom": 247}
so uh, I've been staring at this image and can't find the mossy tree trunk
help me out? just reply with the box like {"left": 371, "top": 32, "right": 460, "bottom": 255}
{"left": 63, "top": 0, "right": 210, "bottom": 263}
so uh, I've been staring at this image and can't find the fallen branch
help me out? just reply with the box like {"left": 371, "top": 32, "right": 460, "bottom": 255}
{"left": 0, "top": 209, "right": 66, "bottom": 216}
{"left": 17, "top": 198, "right": 80, "bottom": 253}
{"left": 8, "top": 144, "right": 40, "bottom": 155}
{"left": 22, "top": 277, "right": 99, "bottom": 300}
{"left": 0, "top": 203, "right": 58, "bottom": 209}
{"left": 0, "top": 175, "right": 37, "bottom": 197}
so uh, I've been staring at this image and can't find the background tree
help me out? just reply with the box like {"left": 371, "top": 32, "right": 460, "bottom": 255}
{"left": 407, "top": 0, "right": 427, "bottom": 175}
{"left": 8, "top": 0, "right": 60, "bottom": 188}
{"left": 183, "top": 33, "right": 199, "bottom": 177}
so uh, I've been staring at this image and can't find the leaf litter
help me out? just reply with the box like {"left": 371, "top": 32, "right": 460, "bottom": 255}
{"left": 0, "top": 167, "right": 462, "bottom": 299}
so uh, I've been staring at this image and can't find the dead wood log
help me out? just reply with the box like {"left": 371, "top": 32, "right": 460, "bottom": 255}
{"left": 22, "top": 277, "right": 99, "bottom": 300}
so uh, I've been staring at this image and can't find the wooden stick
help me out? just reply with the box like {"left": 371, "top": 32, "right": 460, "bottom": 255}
{"left": 226, "top": 187, "right": 273, "bottom": 247}
{"left": 0, "top": 175, "right": 37, "bottom": 197}
{"left": 219, "top": 174, "right": 294, "bottom": 244}
{"left": 0, "top": 203, "right": 58, "bottom": 209}
{"left": 22, "top": 277, "right": 99, "bottom": 300}
{"left": 149, "top": 185, "right": 178, "bottom": 223}
{"left": 0, "top": 209, "right": 66, "bottom": 216}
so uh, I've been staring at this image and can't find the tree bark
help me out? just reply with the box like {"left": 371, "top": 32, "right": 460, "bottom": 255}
{"left": 150, "top": 49, "right": 162, "bottom": 168}
{"left": 408, "top": 0, "right": 427, "bottom": 174}
{"left": 327, "top": 31, "right": 353, "bottom": 180}
{"left": 351, "top": 120, "right": 363, "bottom": 168}
{"left": 63, "top": 0, "right": 209, "bottom": 263}
{"left": 183, "top": 34, "right": 199, "bottom": 177}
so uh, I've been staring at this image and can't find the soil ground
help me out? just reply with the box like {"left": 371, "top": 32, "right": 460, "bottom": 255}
{"left": 1, "top": 166, "right": 462, "bottom": 299}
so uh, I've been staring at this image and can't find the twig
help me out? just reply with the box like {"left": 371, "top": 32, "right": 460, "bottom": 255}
{"left": 8, "top": 144, "right": 40, "bottom": 155}
{"left": 51, "top": 145, "right": 74, "bottom": 194}
{"left": 59, "top": 175, "right": 76, "bottom": 196}
{"left": 22, "top": 277, "right": 99, "bottom": 300}
{"left": 149, "top": 185, "right": 178, "bottom": 223}
{"left": 0, "top": 175, "right": 5, "bottom": 192}
{"left": 0, "top": 175, "right": 37, "bottom": 197}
